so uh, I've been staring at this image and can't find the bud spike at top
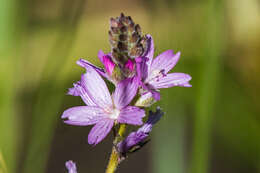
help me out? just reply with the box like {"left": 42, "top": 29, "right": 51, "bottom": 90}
{"left": 109, "top": 13, "right": 148, "bottom": 66}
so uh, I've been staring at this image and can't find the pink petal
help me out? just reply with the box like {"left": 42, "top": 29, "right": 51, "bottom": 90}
{"left": 117, "top": 106, "right": 145, "bottom": 125}
{"left": 143, "top": 35, "right": 154, "bottom": 72}
{"left": 113, "top": 76, "right": 139, "bottom": 109}
{"left": 135, "top": 35, "right": 154, "bottom": 81}
{"left": 150, "top": 50, "right": 180, "bottom": 74}
{"left": 88, "top": 119, "right": 114, "bottom": 145}
{"left": 136, "top": 57, "right": 148, "bottom": 81}
{"left": 62, "top": 106, "right": 106, "bottom": 126}
{"left": 103, "top": 55, "right": 115, "bottom": 75}
{"left": 68, "top": 80, "right": 96, "bottom": 106}
{"left": 77, "top": 58, "right": 107, "bottom": 78}
{"left": 151, "top": 72, "right": 192, "bottom": 88}
{"left": 124, "top": 59, "right": 135, "bottom": 72}
{"left": 97, "top": 50, "right": 105, "bottom": 63}
{"left": 81, "top": 67, "right": 113, "bottom": 110}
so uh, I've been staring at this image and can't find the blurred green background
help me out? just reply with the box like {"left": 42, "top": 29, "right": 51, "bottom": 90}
{"left": 0, "top": 0, "right": 260, "bottom": 172}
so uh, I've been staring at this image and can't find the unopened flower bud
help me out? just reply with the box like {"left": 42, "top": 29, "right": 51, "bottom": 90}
{"left": 103, "top": 55, "right": 115, "bottom": 75}
{"left": 110, "top": 18, "right": 118, "bottom": 27}
{"left": 135, "top": 92, "right": 156, "bottom": 107}
{"left": 109, "top": 13, "right": 149, "bottom": 64}
{"left": 135, "top": 24, "right": 141, "bottom": 34}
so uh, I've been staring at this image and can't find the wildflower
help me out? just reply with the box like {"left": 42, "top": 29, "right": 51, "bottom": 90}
{"left": 117, "top": 107, "right": 164, "bottom": 155}
{"left": 62, "top": 64, "right": 145, "bottom": 145}
{"left": 65, "top": 160, "right": 77, "bottom": 173}
{"left": 135, "top": 35, "right": 192, "bottom": 107}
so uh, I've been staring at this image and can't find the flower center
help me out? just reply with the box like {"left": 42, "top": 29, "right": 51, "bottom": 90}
{"left": 109, "top": 109, "right": 120, "bottom": 120}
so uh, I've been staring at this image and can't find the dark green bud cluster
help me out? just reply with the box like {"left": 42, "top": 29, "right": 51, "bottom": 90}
{"left": 109, "top": 13, "right": 148, "bottom": 66}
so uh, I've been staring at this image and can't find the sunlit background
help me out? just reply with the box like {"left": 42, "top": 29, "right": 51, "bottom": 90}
{"left": 0, "top": 0, "right": 260, "bottom": 172}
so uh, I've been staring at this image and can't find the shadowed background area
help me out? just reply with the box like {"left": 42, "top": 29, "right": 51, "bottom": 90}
{"left": 0, "top": 0, "right": 260, "bottom": 172}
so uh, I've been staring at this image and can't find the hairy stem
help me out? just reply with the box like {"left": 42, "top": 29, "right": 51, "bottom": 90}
{"left": 105, "top": 124, "right": 126, "bottom": 173}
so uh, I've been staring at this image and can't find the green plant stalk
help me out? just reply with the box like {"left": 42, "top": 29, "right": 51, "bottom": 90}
{"left": 105, "top": 124, "right": 126, "bottom": 173}
{"left": 0, "top": 0, "right": 18, "bottom": 172}
{"left": 190, "top": 1, "right": 223, "bottom": 173}
{"left": 0, "top": 150, "right": 8, "bottom": 173}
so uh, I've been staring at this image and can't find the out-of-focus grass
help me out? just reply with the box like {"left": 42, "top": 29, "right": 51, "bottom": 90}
{"left": 151, "top": 1, "right": 224, "bottom": 172}
{"left": 21, "top": 1, "right": 87, "bottom": 173}
{"left": 190, "top": 0, "right": 224, "bottom": 173}
{"left": 0, "top": 0, "right": 18, "bottom": 172}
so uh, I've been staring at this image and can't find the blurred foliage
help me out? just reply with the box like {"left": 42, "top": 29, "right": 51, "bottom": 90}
{"left": 0, "top": 0, "right": 260, "bottom": 173}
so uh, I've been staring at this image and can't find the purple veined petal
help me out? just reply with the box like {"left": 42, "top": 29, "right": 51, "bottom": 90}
{"left": 137, "top": 106, "right": 164, "bottom": 134}
{"left": 143, "top": 35, "right": 154, "bottom": 73}
{"left": 151, "top": 72, "right": 192, "bottom": 89}
{"left": 62, "top": 106, "right": 106, "bottom": 126}
{"left": 65, "top": 160, "right": 77, "bottom": 173}
{"left": 68, "top": 79, "right": 96, "bottom": 106}
{"left": 68, "top": 82, "right": 81, "bottom": 96}
{"left": 81, "top": 67, "right": 113, "bottom": 110}
{"left": 117, "top": 131, "right": 148, "bottom": 154}
{"left": 117, "top": 107, "right": 164, "bottom": 154}
{"left": 88, "top": 119, "right": 114, "bottom": 145}
{"left": 142, "top": 84, "right": 160, "bottom": 101}
{"left": 77, "top": 58, "right": 107, "bottom": 78}
{"left": 117, "top": 106, "right": 145, "bottom": 125}
{"left": 150, "top": 50, "right": 181, "bottom": 74}
{"left": 98, "top": 50, "right": 105, "bottom": 63}
{"left": 136, "top": 57, "right": 148, "bottom": 81}
{"left": 113, "top": 76, "right": 139, "bottom": 109}
{"left": 98, "top": 50, "right": 112, "bottom": 63}
{"left": 151, "top": 90, "right": 160, "bottom": 100}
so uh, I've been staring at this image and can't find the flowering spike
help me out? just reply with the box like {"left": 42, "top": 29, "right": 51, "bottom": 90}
{"left": 109, "top": 13, "right": 148, "bottom": 67}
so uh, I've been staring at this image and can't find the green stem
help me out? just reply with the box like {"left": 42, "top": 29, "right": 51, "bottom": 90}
{"left": 0, "top": 150, "right": 8, "bottom": 173}
{"left": 105, "top": 124, "right": 126, "bottom": 173}
{"left": 105, "top": 147, "right": 119, "bottom": 173}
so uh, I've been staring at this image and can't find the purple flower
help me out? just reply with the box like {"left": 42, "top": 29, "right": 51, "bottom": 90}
{"left": 62, "top": 64, "right": 145, "bottom": 145}
{"left": 76, "top": 51, "right": 110, "bottom": 80}
{"left": 135, "top": 35, "right": 192, "bottom": 106}
{"left": 65, "top": 160, "right": 77, "bottom": 173}
{"left": 117, "top": 107, "right": 164, "bottom": 155}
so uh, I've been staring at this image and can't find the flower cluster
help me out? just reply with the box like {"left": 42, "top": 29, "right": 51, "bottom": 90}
{"left": 62, "top": 13, "right": 191, "bottom": 172}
